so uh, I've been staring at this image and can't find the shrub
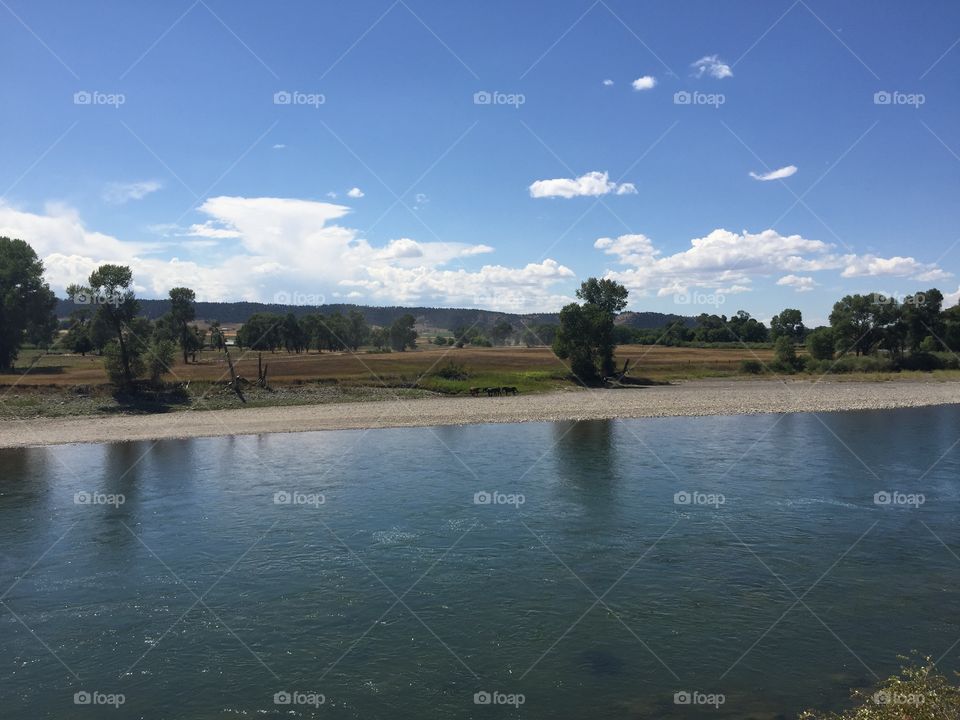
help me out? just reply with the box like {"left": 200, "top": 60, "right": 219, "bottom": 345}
{"left": 146, "top": 339, "right": 176, "bottom": 384}
{"left": 799, "top": 657, "right": 960, "bottom": 719}
{"left": 432, "top": 360, "right": 469, "bottom": 380}
{"left": 740, "top": 360, "right": 763, "bottom": 374}
{"left": 806, "top": 327, "right": 835, "bottom": 360}
{"left": 896, "top": 352, "right": 945, "bottom": 372}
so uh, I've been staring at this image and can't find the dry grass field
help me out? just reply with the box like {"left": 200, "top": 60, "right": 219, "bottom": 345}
{"left": 0, "top": 343, "right": 777, "bottom": 389}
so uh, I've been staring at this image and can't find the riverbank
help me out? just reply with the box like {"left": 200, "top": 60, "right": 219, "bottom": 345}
{"left": 1, "top": 377, "right": 958, "bottom": 448}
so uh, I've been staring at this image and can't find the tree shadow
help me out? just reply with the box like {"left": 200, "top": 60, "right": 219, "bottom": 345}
{"left": 101, "top": 384, "right": 191, "bottom": 414}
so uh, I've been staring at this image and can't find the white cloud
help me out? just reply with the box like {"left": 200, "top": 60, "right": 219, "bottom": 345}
{"left": 602, "top": 79, "right": 614, "bottom": 86}
{"left": 777, "top": 274, "right": 817, "bottom": 292}
{"left": 749, "top": 165, "right": 798, "bottom": 181}
{"left": 326, "top": 191, "right": 338, "bottom": 199}
{"left": 346, "top": 187, "right": 365, "bottom": 198}
{"left": 692, "top": 54, "right": 733, "bottom": 79}
{"left": 595, "top": 227, "right": 949, "bottom": 297}
{"left": 272, "top": 144, "right": 286, "bottom": 149}
{"left": 102, "top": 180, "right": 162, "bottom": 204}
{"left": 631, "top": 75, "right": 657, "bottom": 91}
{"left": 0, "top": 197, "right": 570, "bottom": 310}
{"left": 529, "top": 171, "right": 635, "bottom": 199}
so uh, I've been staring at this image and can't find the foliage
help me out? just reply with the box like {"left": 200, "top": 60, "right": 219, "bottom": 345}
{"left": 0, "top": 237, "right": 58, "bottom": 369}
{"left": 553, "top": 281, "right": 626, "bottom": 383}
{"left": 770, "top": 308, "right": 805, "bottom": 342}
{"left": 389, "top": 314, "right": 417, "bottom": 351}
{"left": 740, "top": 359, "right": 763, "bottom": 374}
{"left": 237, "top": 313, "right": 282, "bottom": 351}
{"left": 806, "top": 327, "right": 836, "bottom": 361}
{"left": 146, "top": 339, "right": 177, "bottom": 383}
{"left": 88, "top": 264, "right": 141, "bottom": 387}
{"left": 799, "top": 657, "right": 960, "bottom": 720}
{"left": 432, "top": 360, "right": 469, "bottom": 380}
{"left": 168, "top": 287, "right": 196, "bottom": 362}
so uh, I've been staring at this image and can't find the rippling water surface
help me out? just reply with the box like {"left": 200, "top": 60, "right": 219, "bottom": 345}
{"left": 2, "top": 406, "right": 960, "bottom": 719}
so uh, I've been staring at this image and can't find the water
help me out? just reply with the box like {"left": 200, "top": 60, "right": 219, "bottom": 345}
{"left": 1, "top": 406, "right": 959, "bottom": 719}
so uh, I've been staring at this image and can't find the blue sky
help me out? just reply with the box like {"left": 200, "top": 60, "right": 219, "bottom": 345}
{"left": 1, "top": 0, "right": 958, "bottom": 324}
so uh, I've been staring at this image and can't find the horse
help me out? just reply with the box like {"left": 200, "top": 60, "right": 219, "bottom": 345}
{"left": 485, "top": 387, "right": 501, "bottom": 397}
{"left": 502, "top": 386, "right": 518, "bottom": 396}
{"left": 469, "top": 387, "right": 482, "bottom": 397}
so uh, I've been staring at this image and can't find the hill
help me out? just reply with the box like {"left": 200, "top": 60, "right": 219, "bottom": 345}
{"left": 55, "top": 298, "right": 693, "bottom": 330}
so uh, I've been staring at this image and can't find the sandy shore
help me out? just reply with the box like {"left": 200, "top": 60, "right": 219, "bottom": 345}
{"left": 1, "top": 378, "right": 958, "bottom": 448}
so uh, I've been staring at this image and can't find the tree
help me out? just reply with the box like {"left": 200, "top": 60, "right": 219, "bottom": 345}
{"left": 554, "top": 278, "right": 629, "bottom": 382}
{"left": 727, "top": 310, "right": 769, "bottom": 343}
{"left": 88, "top": 264, "right": 140, "bottom": 386}
{"left": 902, "top": 288, "right": 944, "bottom": 352}
{"left": 345, "top": 310, "right": 369, "bottom": 351}
{"left": 168, "top": 287, "right": 196, "bottom": 363}
{"left": 281, "top": 312, "right": 307, "bottom": 353}
{"left": 146, "top": 339, "right": 176, "bottom": 384}
{"left": 490, "top": 319, "right": 513, "bottom": 346}
{"left": 773, "top": 335, "right": 798, "bottom": 368}
{"left": 389, "top": 314, "right": 417, "bottom": 351}
{"left": 370, "top": 327, "right": 389, "bottom": 350}
{"left": 806, "top": 327, "right": 835, "bottom": 361}
{"left": 829, "top": 294, "right": 880, "bottom": 356}
{"left": 208, "top": 320, "right": 226, "bottom": 351}
{"left": 770, "top": 309, "right": 805, "bottom": 343}
{"left": 0, "top": 237, "right": 57, "bottom": 370}
{"left": 237, "top": 313, "right": 282, "bottom": 351}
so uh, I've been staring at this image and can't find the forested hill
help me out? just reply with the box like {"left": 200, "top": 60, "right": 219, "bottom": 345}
{"left": 55, "top": 298, "right": 694, "bottom": 330}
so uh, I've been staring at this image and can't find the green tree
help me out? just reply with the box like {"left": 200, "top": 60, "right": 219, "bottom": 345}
{"left": 770, "top": 308, "right": 805, "bottom": 342}
{"left": 0, "top": 237, "right": 57, "bottom": 370}
{"left": 902, "top": 288, "right": 944, "bottom": 352}
{"left": 88, "top": 264, "right": 141, "bottom": 386}
{"left": 773, "top": 335, "right": 798, "bottom": 368}
{"left": 490, "top": 319, "right": 513, "bottom": 346}
{"left": 146, "top": 339, "right": 176, "bottom": 384}
{"left": 168, "top": 287, "right": 197, "bottom": 363}
{"left": 208, "top": 320, "right": 226, "bottom": 351}
{"left": 829, "top": 294, "right": 884, "bottom": 356}
{"left": 345, "top": 310, "right": 369, "bottom": 351}
{"left": 554, "top": 278, "right": 629, "bottom": 382}
{"left": 237, "top": 313, "right": 282, "bottom": 351}
{"left": 806, "top": 327, "right": 835, "bottom": 361}
{"left": 389, "top": 314, "right": 417, "bottom": 351}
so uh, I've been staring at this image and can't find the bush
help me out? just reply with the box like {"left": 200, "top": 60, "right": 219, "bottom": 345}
{"left": 432, "top": 360, "right": 469, "bottom": 380}
{"left": 146, "top": 339, "right": 176, "bottom": 384}
{"left": 740, "top": 360, "right": 763, "bottom": 374}
{"left": 806, "top": 327, "right": 835, "bottom": 360}
{"left": 103, "top": 340, "right": 144, "bottom": 386}
{"left": 799, "top": 657, "right": 960, "bottom": 719}
{"left": 816, "top": 355, "right": 894, "bottom": 374}
{"left": 896, "top": 352, "right": 945, "bottom": 372}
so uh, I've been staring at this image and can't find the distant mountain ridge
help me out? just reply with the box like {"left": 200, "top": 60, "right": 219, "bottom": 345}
{"left": 55, "top": 298, "right": 695, "bottom": 330}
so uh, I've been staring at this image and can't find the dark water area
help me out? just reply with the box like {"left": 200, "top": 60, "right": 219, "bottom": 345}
{"left": 1, "top": 406, "right": 959, "bottom": 718}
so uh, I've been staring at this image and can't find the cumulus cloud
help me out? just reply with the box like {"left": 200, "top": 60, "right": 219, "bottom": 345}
{"left": 749, "top": 165, "right": 798, "bottom": 181}
{"left": 0, "top": 197, "right": 570, "bottom": 311}
{"left": 602, "top": 79, "right": 614, "bottom": 86}
{"left": 272, "top": 144, "right": 286, "bottom": 149}
{"left": 595, "top": 227, "right": 949, "bottom": 297}
{"left": 102, "top": 180, "right": 162, "bottom": 204}
{"left": 777, "top": 274, "right": 817, "bottom": 292}
{"left": 631, "top": 75, "right": 657, "bottom": 91}
{"left": 529, "top": 171, "right": 636, "bottom": 199}
{"left": 346, "top": 187, "right": 364, "bottom": 198}
{"left": 692, "top": 54, "right": 733, "bottom": 79}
